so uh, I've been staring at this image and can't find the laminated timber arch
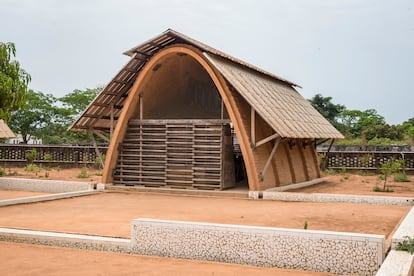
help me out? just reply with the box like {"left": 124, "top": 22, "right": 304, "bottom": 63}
{"left": 71, "top": 29, "right": 344, "bottom": 192}
{"left": 102, "top": 44, "right": 262, "bottom": 190}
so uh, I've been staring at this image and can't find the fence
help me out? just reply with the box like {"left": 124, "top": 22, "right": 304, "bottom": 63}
{"left": 1, "top": 144, "right": 414, "bottom": 171}
{"left": 0, "top": 144, "right": 107, "bottom": 165}
{"left": 321, "top": 151, "right": 414, "bottom": 171}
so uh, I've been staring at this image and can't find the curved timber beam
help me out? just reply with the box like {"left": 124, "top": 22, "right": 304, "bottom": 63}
{"left": 102, "top": 44, "right": 261, "bottom": 190}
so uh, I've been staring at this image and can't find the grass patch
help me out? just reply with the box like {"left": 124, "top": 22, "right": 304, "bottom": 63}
{"left": 396, "top": 236, "right": 414, "bottom": 254}
{"left": 77, "top": 168, "right": 89, "bottom": 179}
{"left": 373, "top": 185, "right": 394, "bottom": 192}
{"left": 323, "top": 169, "right": 336, "bottom": 176}
{"left": 24, "top": 164, "right": 42, "bottom": 173}
{"left": 394, "top": 172, "right": 410, "bottom": 182}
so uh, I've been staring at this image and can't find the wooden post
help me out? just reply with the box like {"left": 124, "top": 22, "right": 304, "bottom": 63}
{"left": 110, "top": 103, "right": 114, "bottom": 139}
{"left": 322, "top": 139, "right": 335, "bottom": 170}
{"left": 139, "top": 93, "right": 143, "bottom": 120}
{"left": 254, "top": 133, "right": 280, "bottom": 148}
{"left": 284, "top": 142, "right": 296, "bottom": 183}
{"left": 259, "top": 137, "right": 281, "bottom": 181}
{"left": 89, "top": 132, "right": 104, "bottom": 168}
{"left": 298, "top": 140, "right": 310, "bottom": 181}
{"left": 250, "top": 107, "right": 255, "bottom": 148}
{"left": 220, "top": 98, "right": 224, "bottom": 120}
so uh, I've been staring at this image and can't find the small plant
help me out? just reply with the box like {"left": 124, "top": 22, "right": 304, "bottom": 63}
{"left": 7, "top": 168, "right": 19, "bottom": 176}
{"left": 373, "top": 185, "right": 394, "bottom": 193}
{"left": 44, "top": 171, "right": 49, "bottom": 178}
{"left": 95, "top": 171, "right": 103, "bottom": 176}
{"left": 0, "top": 166, "right": 4, "bottom": 176}
{"left": 359, "top": 154, "right": 373, "bottom": 173}
{"left": 94, "top": 154, "right": 106, "bottom": 169}
{"left": 24, "top": 163, "right": 41, "bottom": 173}
{"left": 25, "top": 148, "right": 37, "bottom": 164}
{"left": 396, "top": 236, "right": 414, "bottom": 254}
{"left": 303, "top": 220, "right": 308, "bottom": 230}
{"left": 379, "top": 158, "right": 404, "bottom": 191}
{"left": 77, "top": 167, "right": 89, "bottom": 178}
{"left": 323, "top": 168, "right": 336, "bottom": 176}
{"left": 394, "top": 172, "right": 409, "bottom": 182}
{"left": 340, "top": 166, "right": 350, "bottom": 180}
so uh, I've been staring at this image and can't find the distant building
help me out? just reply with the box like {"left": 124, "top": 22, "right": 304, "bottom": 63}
{"left": 8, "top": 134, "right": 42, "bottom": 145}
{"left": 0, "top": 119, "right": 15, "bottom": 140}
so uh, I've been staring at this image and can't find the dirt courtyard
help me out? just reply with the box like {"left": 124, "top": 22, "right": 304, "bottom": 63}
{"left": 0, "top": 192, "right": 408, "bottom": 240}
{"left": 0, "top": 168, "right": 412, "bottom": 275}
{"left": 0, "top": 242, "right": 335, "bottom": 276}
{"left": 292, "top": 174, "right": 414, "bottom": 197}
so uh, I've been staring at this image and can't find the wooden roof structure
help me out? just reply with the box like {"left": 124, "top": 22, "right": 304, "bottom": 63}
{"left": 0, "top": 120, "right": 15, "bottom": 139}
{"left": 70, "top": 29, "right": 343, "bottom": 140}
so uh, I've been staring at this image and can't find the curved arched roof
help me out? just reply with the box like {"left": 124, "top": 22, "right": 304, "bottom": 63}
{"left": 70, "top": 29, "right": 343, "bottom": 139}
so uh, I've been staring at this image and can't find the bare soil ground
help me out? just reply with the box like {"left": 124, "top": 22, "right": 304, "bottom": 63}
{"left": 0, "top": 192, "right": 407, "bottom": 239}
{"left": 292, "top": 174, "right": 414, "bottom": 197}
{"left": 0, "top": 168, "right": 411, "bottom": 276}
{"left": 0, "top": 189, "right": 49, "bottom": 200}
{"left": 0, "top": 242, "right": 335, "bottom": 276}
{"left": 2, "top": 166, "right": 102, "bottom": 183}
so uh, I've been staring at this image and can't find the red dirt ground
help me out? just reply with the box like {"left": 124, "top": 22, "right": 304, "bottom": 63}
{"left": 0, "top": 189, "right": 49, "bottom": 200}
{"left": 0, "top": 192, "right": 408, "bottom": 240}
{"left": 2, "top": 166, "right": 102, "bottom": 183}
{"left": 0, "top": 168, "right": 411, "bottom": 275}
{"left": 0, "top": 242, "right": 335, "bottom": 276}
{"left": 292, "top": 174, "right": 414, "bottom": 197}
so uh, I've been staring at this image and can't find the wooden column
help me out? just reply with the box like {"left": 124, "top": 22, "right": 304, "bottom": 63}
{"left": 259, "top": 137, "right": 281, "bottom": 181}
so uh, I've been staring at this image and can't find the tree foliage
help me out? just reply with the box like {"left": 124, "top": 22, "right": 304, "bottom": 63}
{"left": 308, "top": 94, "right": 345, "bottom": 127}
{"left": 9, "top": 87, "right": 100, "bottom": 144}
{"left": 59, "top": 87, "right": 101, "bottom": 120}
{"left": 309, "top": 93, "right": 414, "bottom": 145}
{"left": 0, "top": 42, "right": 31, "bottom": 120}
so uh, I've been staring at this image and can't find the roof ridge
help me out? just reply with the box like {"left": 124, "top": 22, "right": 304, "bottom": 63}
{"left": 124, "top": 29, "right": 301, "bottom": 88}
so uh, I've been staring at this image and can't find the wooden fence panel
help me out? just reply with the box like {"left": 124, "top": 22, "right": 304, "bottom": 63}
{"left": 0, "top": 144, "right": 107, "bottom": 165}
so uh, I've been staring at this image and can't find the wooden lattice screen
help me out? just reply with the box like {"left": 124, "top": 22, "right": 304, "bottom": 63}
{"left": 112, "top": 119, "right": 235, "bottom": 190}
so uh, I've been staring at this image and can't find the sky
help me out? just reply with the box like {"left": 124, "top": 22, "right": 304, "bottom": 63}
{"left": 1, "top": 0, "right": 413, "bottom": 125}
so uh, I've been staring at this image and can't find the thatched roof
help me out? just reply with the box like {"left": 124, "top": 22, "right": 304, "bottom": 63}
{"left": 70, "top": 29, "right": 343, "bottom": 139}
{"left": 0, "top": 120, "right": 15, "bottom": 138}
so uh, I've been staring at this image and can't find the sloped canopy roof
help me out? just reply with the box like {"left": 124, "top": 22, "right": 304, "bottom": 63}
{"left": 0, "top": 119, "right": 15, "bottom": 138}
{"left": 70, "top": 29, "right": 343, "bottom": 139}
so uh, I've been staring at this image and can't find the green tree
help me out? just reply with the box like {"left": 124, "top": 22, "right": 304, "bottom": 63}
{"left": 401, "top": 118, "right": 414, "bottom": 143}
{"left": 59, "top": 87, "right": 101, "bottom": 120}
{"left": 308, "top": 94, "right": 345, "bottom": 127}
{"left": 9, "top": 90, "right": 58, "bottom": 143}
{"left": 338, "top": 109, "right": 385, "bottom": 139}
{"left": 0, "top": 42, "right": 31, "bottom": 120}
{"left": 9, "top": 87, "right": 102, "bottom": 144}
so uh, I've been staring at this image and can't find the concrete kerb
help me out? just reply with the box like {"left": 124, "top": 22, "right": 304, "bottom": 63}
{"left": 253, "top": 191, "right": 414, "bottom": 206}
{"left": 391, "top": 207, "right": 414, "bottom": 249}
{"left": 0, "top": 227, "right": 130, "bottom": 253}
{"left": 0, "top": 177, "right": 105, "bottom": 207}
{"left": 375, "top": 206, "right": 414, "bottom": 276}
{"left": 0, "top": 190, "right": 100, "bottom": 207}
{"left": 0, "top": 177, "right": 101, "bottom": 193}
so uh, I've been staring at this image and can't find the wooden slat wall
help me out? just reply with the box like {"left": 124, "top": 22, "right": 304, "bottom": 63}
{"left": 112, "top": 119, "right": 235, "bottom": 190}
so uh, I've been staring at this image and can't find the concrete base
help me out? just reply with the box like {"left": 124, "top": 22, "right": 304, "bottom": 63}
{"left": 376, "top": 250, "right": 414, "bottom": 276}
{"left": 0, "top": 190, "right": 99, "bottom": 207}
{"left": 265, "top": 178, "right": 325, "bottom": 192}
{"left": 105, "top": 184, "right": 249, "bottom": 198}
{"left": 0, "top": 177, "right": 95, "bottom": 193}
{"left": 0, "top": 227, "right": 130, "bottom": 253}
